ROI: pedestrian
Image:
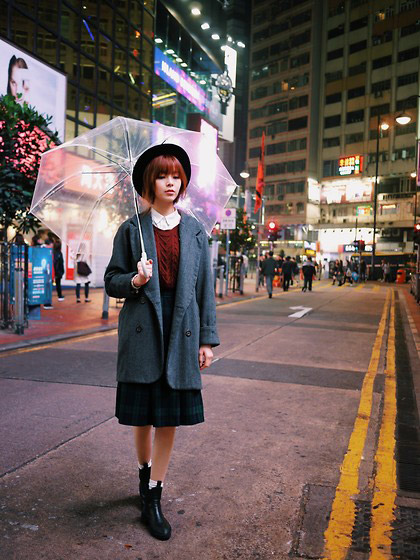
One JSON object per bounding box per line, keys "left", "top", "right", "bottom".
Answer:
{"left": 242, "top": 253, "right": 249, "bottom": 278}
{"left": 73, "top": 243, "right": 92, "bottom": 303}
{"left": 42, "top": 237, "right": 55, "bottom": 309}
{"left": 104, "top": 143, "right": 219, "bottom": 541}
{"left": 258, "top": 255, "right": 265, "bottom": 287}
{"left": 282, "top": 256, "right": 293, "bottom": 291}
{"left": 359, "top": 258, "right": 367, "bottom": 282}
{"left": 292, "top": 257, "right": 300, "bottom": 287}
{"left": 383, "top": 260, "right": 391, "bottom": 283}
{"left": 302, "top": 256, "right": 316, "bottom": 292}
{"left": 317, "top": 260, "right": 323, "bottom": 281}
{"left": 53, "top": 239, "right": 65, "bottom": 301}
{"left": 261, "top": 250, "right": 277, "bottom": 298}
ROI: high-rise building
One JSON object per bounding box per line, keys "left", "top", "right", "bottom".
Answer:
{"left": 247, "top": 0, "right": 324, "bottom": 251}
{"left": 317, "top": 0, "right": 419, "bottom": 261}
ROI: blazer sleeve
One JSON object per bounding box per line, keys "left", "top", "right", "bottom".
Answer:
{"left": 104, "top": 222, "right": 141, "bottom": 299}
{"left": 196, "top": 230, "right": 220, "bottom": 348}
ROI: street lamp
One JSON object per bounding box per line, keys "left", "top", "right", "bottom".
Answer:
{"left": 371, "top": 115, "right": 390, "bottom": 278}
{"left": 237, "top": 169, "right": 249, "bottom": 208}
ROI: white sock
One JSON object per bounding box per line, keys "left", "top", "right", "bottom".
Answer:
{"left": 149, "top": 479, "right": 162, "bottom": 489}
{"left": 138, "top": 460, "right": 152, "bottom": 470}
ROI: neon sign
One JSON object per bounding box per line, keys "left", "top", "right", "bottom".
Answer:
{"left": 154, "top": 47, "right": 207, "bottom": 112}
{"left": 338, "top": 155, "right": 363, "bottom": 176}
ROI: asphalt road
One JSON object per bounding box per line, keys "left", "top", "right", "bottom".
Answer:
{"left": 1, "top": 281, "right": 419, "bottom": 560}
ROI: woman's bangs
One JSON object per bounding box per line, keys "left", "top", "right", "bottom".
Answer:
{"left": 155, "top": 155, "right": 183, "bottom": 177}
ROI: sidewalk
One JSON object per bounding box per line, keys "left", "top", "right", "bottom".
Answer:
{"left": 0, "top": 276, "right": 271, "bottom": 352}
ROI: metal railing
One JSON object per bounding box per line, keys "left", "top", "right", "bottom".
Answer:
{"left": 0, "top": 242, "right": 29, "bottom": 334}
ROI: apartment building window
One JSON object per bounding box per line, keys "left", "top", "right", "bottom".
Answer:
{"left": 351, "top": 0, "right": 368, "bottom": 6}
{"left": 324, "top": 114, "right": 341, "bottom": 128}
{"left": 251, "top": 64, "right": 269, "bottom": 81}
{"left": 372, "top": 55, "right": 392, "bottom": 70}
{"left": 249, "top": 167, "right": 257, "bottom": 178}
{"left": 368, "top": 152, "right": 389, "bottom": 163}
{"left": 323, "top": 159, "right": 340, "bottom": 176}
{"left": 326, "top": 92, "right": 342, "bottom": 104}
{"left": 288, "top": 116, "right": 308, "bottom": 131}
{"left": 250, "top": 107, "right": 265, "bottom": 119}
{"left": 369, "top": 127, "right": 389, "bottom": 139}
{"left": 400, "top": 21, "right": 420, "bottom": 36}
{"left": 290, "top": 10, "right": 312, "bottom": 27}
{"left": 268, "top": 101, "right": 289, "bottom": 115}
{"left": 252, "top": 48, "right": 269, "bottom": 63}
{"left": 326, "top": 71, "right": 343, "bottom": 83}
{"left": 251, "top": 86, "right": 268, "bottom": 101}
{"left": 250, "top": 126, "right": 265, "bottom": 138}
{"left": 296, "top": 202, "right": 305, "bottom": 214}
{"left": 270, "top": 40, "right": 289, "bottom": 57}
{"left": 266, "top": 159, "right": 306, "bottom": 175}
{"left": 288, "top": 73, "right": 310, "bottom": 89}
{"left": 328, "top": 2, "right": 345, "bottom": 16}
{"left": 249, "top": 147, "right": 261, "bottom": 158}
{"left": 289, "top": 95, "right": 308, "bottom": 110}
{"left": 395, "top": 122, "right": 417, "bottom": 135}
{"left": 398, "top": 47, "right": 419, "bottom": 62}
{"left": 347, "top": 109, "right": 364, "bottom": 123}
{"left": 349, "top": 40, "right": 367, "bottom": 54}
{"left": 285, "top": 203, "right": 294, "bottom": 215}
{"left": 253, "top": 28, "right": 270, "bottom": 43}
{"left": 267, "top": 120, "right": 287, "bottom": 135}
{"left": 288, "top": 138, "right": 307, "bottom": 151}
{"left": 400, "top": 1, "right": 420, "bottom": 13}
{"left": 371, "top": 80, "right": 391, "bottom": 95}
{"left": 348, "top": 86, "right": 365, "bottom": 99}
{"left": 253, "top": 10, "right": 268, "bottom": 26}
{"left": 327, "top": 48, "right": 344, "bottom": 60}
{"left": 328, "top": 24, "right": 344, "bottom": 39}
{"left": 374, "top": 7, "right": 394, "bottom": 21}
{"left": 290, "top": 52, "right": 310, "bottom": 68}
{"left": 396, "top": 97, "right": 418, "bottom": 111}
{"left": 323, "top": 136, "right": 340, "bottom": 147}
{"left": 370, "top": 104, "right": 390, "bottom": 117}
{"left": 349, "top": 61, "right": 366, "bottom": 76}
{"left": 346, "top": 132, "right": 364, "bottom": 143}
{"left": 372, "top": 31, "right": 393, "bottom": 45}
{"left": 392, "top": 147, "right": 416, "bottom": 160}
{"left": 350, "top": 16, "right": 368, "bottom": 30}
{"left": 397, "top": 72, "right": 418, "bottom": 87}
{"left": 290, "top": 29, "right": 311, "bottom": 48}
{"left": 266, "top": 141, "right": 287, "bottom": 155}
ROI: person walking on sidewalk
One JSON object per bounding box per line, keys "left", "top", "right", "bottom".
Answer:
{"left": 104, "top": 144, "right": 219, "bottom": 541}
{"left": 281, "top": 256, "right": 293, "bottom": 291}
{"left": 302, "top": 257, "right": 316, "bottom": 292}
{"left": 53, "top": 239, "right": 65, "bottom": 301}
{"left": 73, "top": 244, "right": 92, "bottom": 303}
{"left": 261, "top": 250, "right": 277, "bottom": 298}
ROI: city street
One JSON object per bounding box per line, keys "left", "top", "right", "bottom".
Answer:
{"left": 1, "top": 281, "right": 419, "bottom": 560}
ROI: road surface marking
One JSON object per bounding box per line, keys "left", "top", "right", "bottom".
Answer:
{"left": 323, "top": 289, "right": 391, "bottom": 560}
{"left": 288, "top": 306, "right": 312, "bottom": 318}
{"left": 370, "top": 289, "right": 397, "bottom": 559}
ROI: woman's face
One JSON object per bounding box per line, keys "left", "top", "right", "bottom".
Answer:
{"left": 154, "top": 171, "right": 182, "bottom": 205}
{"left": 9, "top": 66, "right": 30, "bottom": 102}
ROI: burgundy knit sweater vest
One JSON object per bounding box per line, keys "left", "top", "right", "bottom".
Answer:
{"left": 153, "top": 225, "right": 180, "bottom": 290}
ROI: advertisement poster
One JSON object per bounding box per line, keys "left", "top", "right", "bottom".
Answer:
{"left": 0, "top": 38, "right": 66, "bottom": 139}
{"left": 28, "top": 247, "right": 53, "bottom": 305}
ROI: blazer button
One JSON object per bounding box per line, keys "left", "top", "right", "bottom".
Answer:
{"left": 136, "top": 325, "right": 143, "bottom": 333}
{"left": 185, "top": 330, "right": 192, "bottom": 337}
{"left": 139, "top": 296, "right": 146, "bottom": 304}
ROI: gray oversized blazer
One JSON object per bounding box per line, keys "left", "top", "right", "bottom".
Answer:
{"left": 104, "top": 210, "right": 220, "bottom": 390}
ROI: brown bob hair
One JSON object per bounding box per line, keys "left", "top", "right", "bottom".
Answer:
{"left": 142, "top": 155, "right": 188, "bottom": 204}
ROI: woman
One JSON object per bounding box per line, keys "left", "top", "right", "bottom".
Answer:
{"left": 73, "top": 243, "right": 91, "bottom": 303}
{"left": 7, "top": 55, "right": 30, "bottom": 104}
{"left": 104, "top": 144, "right": 219, "bottom": 541}
{"left": 53, "top": 239, "right": 65, "bottom": 301}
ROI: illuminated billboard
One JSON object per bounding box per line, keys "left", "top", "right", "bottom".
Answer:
{"left": 0, "top": 38, "right": 67, "bottom": 140}
{"left": 338, "top": 155, "right": 363, "bottom": 176}
{"left": 154, "top": 47, "right": 207, "bottom": 112}
{"left": 320, "top": 178, "right": 373, "bottom": 204}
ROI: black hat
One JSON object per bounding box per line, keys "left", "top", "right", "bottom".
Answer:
{"left": 131, "top": 143, "right": 191, "bottom": 196}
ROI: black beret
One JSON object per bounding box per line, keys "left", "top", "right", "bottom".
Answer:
{"left": 131, "top": 143, "right": 191, "bottom": 196}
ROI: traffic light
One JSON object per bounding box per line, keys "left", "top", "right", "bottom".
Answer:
{"left": 267, "top": 220, "right": 278, "bottom": 241}
{"left": 414, "top": 223, "right": 420, "bottom": 246}
{"left": 356, "top": 240, "right": 365, "bottom": 252}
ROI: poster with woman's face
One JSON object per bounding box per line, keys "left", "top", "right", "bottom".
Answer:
{"left": 0, "top": 38, "right": 66, "bottom": 140}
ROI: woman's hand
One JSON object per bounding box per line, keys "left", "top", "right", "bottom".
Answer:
{"left": 199, "top": 345, "right": 213, "bottom": 371}
{"left": 133, "top": 259, "right": 153, "bottom": 287}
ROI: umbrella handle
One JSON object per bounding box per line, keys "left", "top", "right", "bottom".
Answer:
{"left": 140, "top": 252, "right": 150, "bottom": 278}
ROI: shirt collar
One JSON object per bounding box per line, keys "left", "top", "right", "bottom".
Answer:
{"left": 151, "top": 207, "right": 181, "bottom": 230}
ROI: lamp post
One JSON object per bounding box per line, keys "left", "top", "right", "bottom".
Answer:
{"left": 371, "top": 114, "right": 389, "bottom": 279}
{"left": 238, "top": 169, "right": 249, "bottom": 209}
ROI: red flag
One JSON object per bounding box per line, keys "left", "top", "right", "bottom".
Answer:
{"left": 254, "top": 132, "right": 265, "bottom": 214}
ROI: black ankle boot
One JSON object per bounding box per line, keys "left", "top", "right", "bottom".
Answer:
{"left": 143, "top": 482, "right": 171, "bottom": 541}
{"left": 138, "top": 464, "right": 151, "bottom": 515}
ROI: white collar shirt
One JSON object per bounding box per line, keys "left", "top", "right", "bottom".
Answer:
{"left": 151, "top": 208, "right": 181, "bottom": 231}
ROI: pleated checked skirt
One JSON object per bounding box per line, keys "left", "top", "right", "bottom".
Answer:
{"left": 115, "top": 289, "right": 204, "bottom": 427}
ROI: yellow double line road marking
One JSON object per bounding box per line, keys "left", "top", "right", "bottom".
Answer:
{"left": 370, "top": 290, "right": 397, "bottom": 559}
{"left": 323, "top": 289, "right": 391, "bottom": 560}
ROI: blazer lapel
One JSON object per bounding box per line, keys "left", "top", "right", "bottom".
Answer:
{"left": 173, "top": 213, "right": 202, "bottom": 311}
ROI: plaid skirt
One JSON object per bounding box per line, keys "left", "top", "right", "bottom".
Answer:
{"left": 115, "top": 289, "right": 204, "bottom": 427}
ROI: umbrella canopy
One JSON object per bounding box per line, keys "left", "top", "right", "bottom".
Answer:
{"left": 30, "top": 117, "right": 237, "bottom": 259}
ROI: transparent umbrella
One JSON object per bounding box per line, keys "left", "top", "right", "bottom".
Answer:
{"left": 30, "top": 117, "right": 237, "bottom": 265}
